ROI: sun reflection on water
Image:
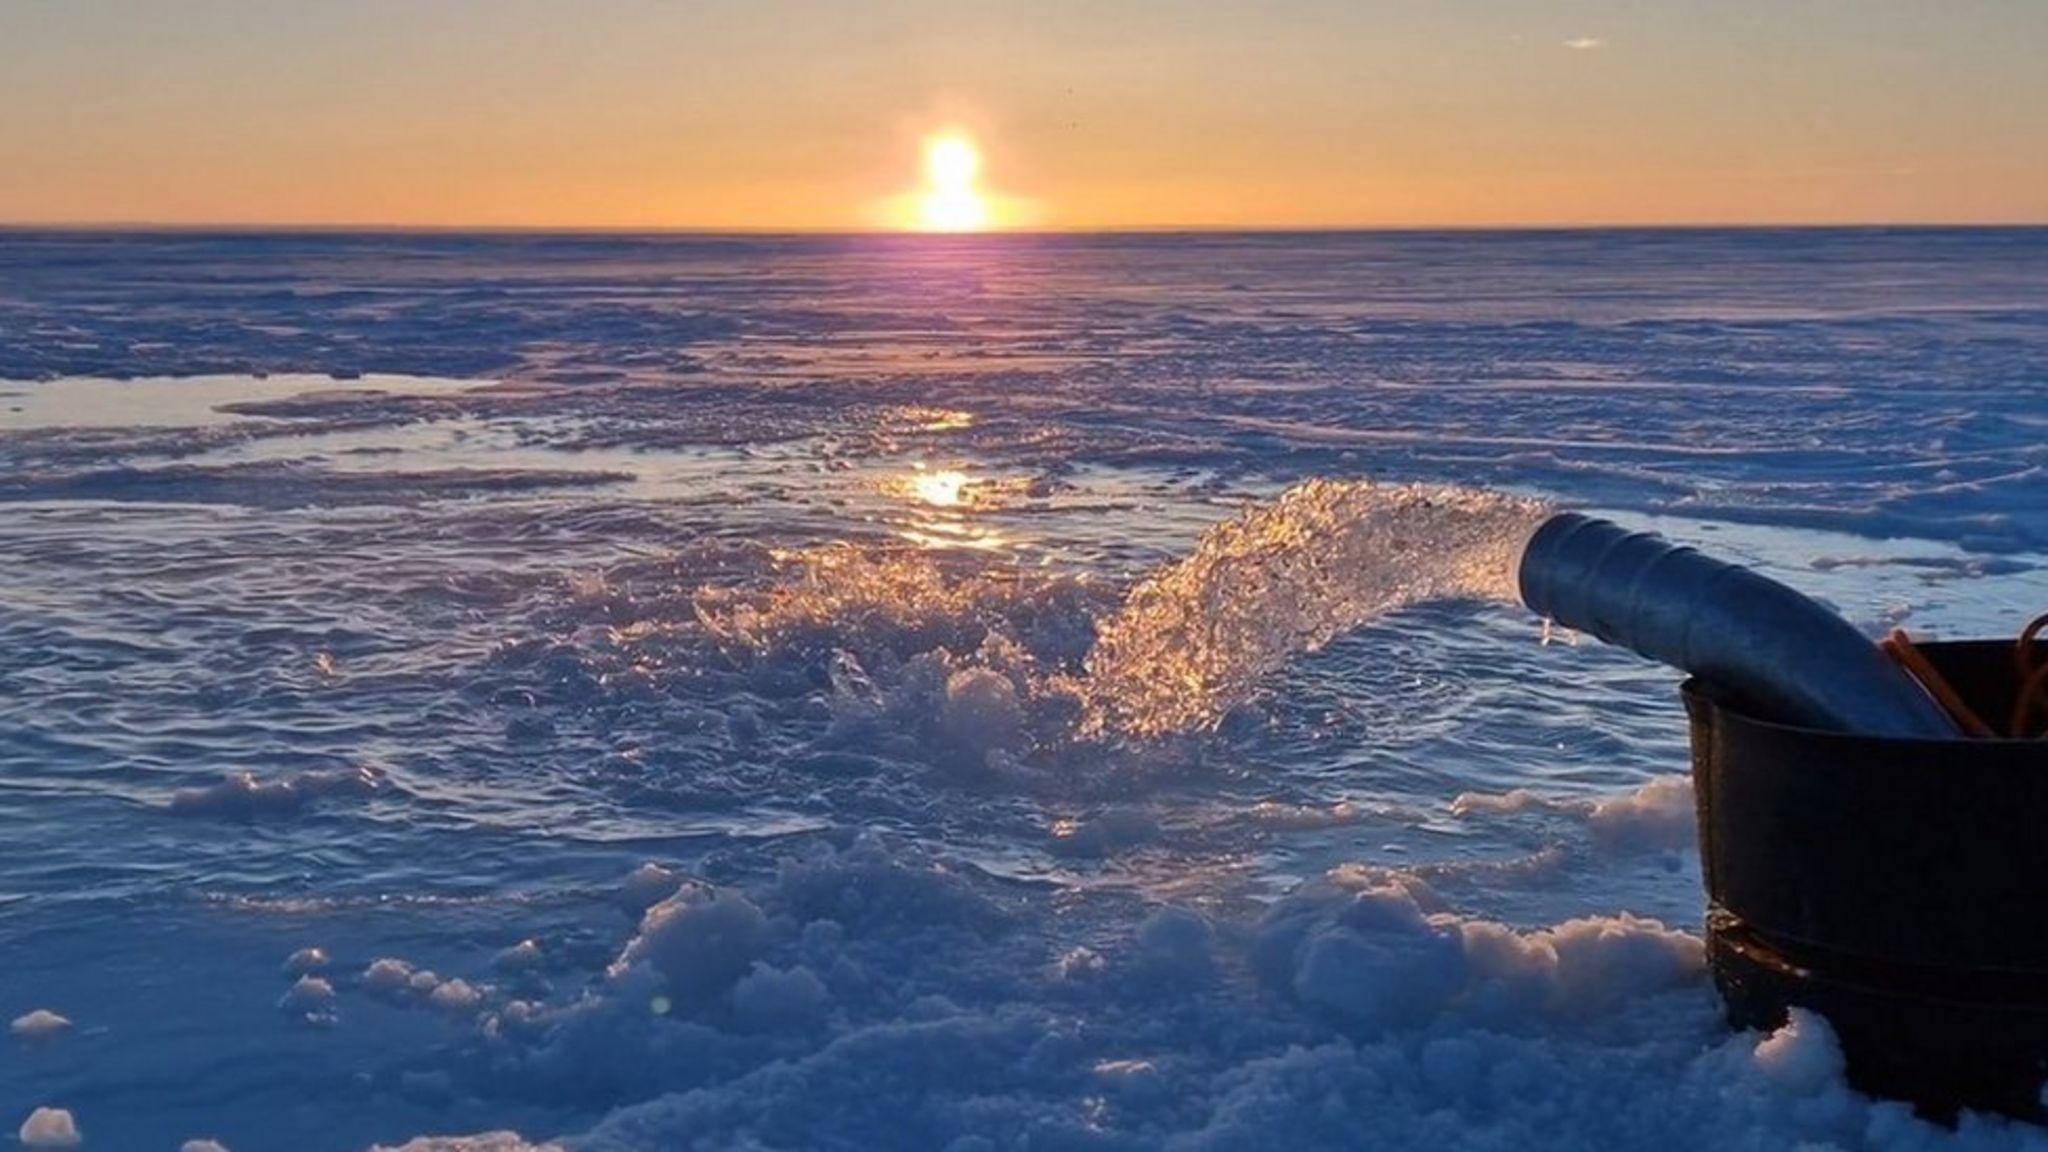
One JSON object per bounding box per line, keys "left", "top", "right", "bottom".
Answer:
{"left": 892, "top": 463, "right": 1011, "bottom": 551}
{"left": 910, "top": 467, "right": 972, "bottom": 508}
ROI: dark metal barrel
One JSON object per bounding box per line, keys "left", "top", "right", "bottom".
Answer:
{"left": 1686, "top": 640, "right": 2048, "bottom": 1119}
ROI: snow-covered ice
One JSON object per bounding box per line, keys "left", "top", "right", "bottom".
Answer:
{"left": 0, "top": 229, "right": 2044, "bottom": 1149}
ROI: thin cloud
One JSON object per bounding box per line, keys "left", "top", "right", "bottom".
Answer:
{"left": 1563, "top": 36, "right": 1606, "bottom": 50}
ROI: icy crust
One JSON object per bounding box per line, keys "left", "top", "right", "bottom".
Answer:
{"left": 3, "top": 231, "right": 2042, "bottom": 552}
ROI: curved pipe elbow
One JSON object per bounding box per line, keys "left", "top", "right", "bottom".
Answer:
{"left": 1518, "top": 513, "right": 1956, "bottom": 740}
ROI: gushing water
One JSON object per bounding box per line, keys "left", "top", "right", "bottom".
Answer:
{"left": 689, "top": 481, "right": 1554, "bottom": 745}
{"left": 1084, "top": 480, "right": 1553, "bottom": 738}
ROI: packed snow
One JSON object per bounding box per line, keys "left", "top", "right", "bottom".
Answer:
{"left": 1, "top": 230, "right": 2044, "bottom": 1149}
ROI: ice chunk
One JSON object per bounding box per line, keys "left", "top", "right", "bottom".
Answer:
{"left": 9, "top": 1009, "right": 71, "bottom": 1039}
{"left": 362, "top": 957, "right": 418, "bottom": 994}
{"left": 278, "top": 975, "right": 335, "bottom": 1010}
{"left": 18, "top": 1108, "right": 81, "bottom": 1149}
{"left": 429, "top": 979, "right": 485, "bottom": 1014}
{"left": 494, "top": 939, "right": 545, "bottom": 973}
{"left": 618, "top": 863, "right": 684, "bottom": 916}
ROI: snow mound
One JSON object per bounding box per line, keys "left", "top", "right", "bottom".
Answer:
{"left": 1588, "top": 775, "right": 1698, "bottom": 853}
{"left": 1257, "top": 871, "right": 1703, "bottom": 1032}
{"left": 1753, "top": 1008, "right": 1848, "bottom": 1094}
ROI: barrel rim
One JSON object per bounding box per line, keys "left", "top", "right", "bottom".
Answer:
{"left": 1683, "top": 638, "right": 2048, "bottom": 750}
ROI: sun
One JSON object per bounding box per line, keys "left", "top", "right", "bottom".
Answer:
{"left": 877, "top": 124, "right": 1033, "bottom": 232}
{"left": 915, "top": 132, "right": 991, "bottom": 232}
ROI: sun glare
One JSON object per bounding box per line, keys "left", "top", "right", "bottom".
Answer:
{"left": 909, "top": 467, "right": 972, "bottom": 507}
{"left": 915, "top": 132, "right": 991, "bottom": 232}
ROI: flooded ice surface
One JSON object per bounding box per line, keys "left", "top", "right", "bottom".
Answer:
{"left": 1, "top": 231, "right": 2046, "bottom": 1151}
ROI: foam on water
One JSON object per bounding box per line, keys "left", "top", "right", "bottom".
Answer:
{"left": 1084, "top": 480, "right": 1553, "bottom": 737}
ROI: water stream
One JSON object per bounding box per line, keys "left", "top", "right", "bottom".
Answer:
{"left": 1084, "top": 480, "right": 1553, "bottom": 737}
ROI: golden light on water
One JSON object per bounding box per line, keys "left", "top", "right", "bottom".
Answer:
{"left": 911, "top": 408, "right": 975, "bottom": 432}
{"left": 891, "top": 463, "right": 1011, "bottom": 551}
{"left": 909, "top": 467, "right": 972, "bottom": 507}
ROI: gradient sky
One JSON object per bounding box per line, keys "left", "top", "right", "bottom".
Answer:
{"left": 2, "top": 0, "right": 2043, "bottom": 229}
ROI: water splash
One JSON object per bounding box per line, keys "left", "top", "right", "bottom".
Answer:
{"left": 1083, "top": 480, "right": 1552, "bottom": 738}
{"left": 683, "top": 482, "right": 1551, "bottom": 748}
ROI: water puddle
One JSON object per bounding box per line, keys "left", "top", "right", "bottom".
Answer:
{"left": 0, "top": 372, "right": 478, "bottom": 430}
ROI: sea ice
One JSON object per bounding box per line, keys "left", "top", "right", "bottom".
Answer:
{"left": 17, "top": 1108, "right": 81, "bottom": 1150}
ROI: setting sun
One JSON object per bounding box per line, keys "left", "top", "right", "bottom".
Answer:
{"left": 915, "top": 132, "right": 990, "bottom": 232}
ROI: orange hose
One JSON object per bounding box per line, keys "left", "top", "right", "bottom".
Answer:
{"left": 2016, "top": 611, "right": 2048, "bottom": 682}
{"left": 1882, "top": 629, "right": 1998, "bottom": 738}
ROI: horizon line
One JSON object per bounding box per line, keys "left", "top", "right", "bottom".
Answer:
{"left": 2, "top": 220, "right": 2045, "bottom": 239}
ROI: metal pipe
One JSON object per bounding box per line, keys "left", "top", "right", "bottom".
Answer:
{"left": 1517, "top": 512, "right": 1957, "bottom": 739}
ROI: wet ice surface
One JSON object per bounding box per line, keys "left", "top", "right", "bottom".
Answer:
{"left": 2, "top": 230, "right": 2046, "bottom": 1150}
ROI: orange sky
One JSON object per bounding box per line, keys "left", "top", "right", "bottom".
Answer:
{"left": 1, "top": 1, "right": 2043, "bottom": 229}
